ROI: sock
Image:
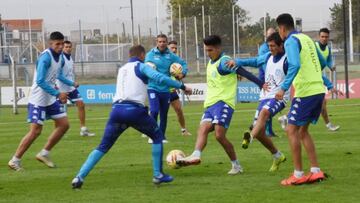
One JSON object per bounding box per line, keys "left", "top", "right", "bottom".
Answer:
{"left": 231, "top": 160, "right": 240, "bottom": 167}
{"left": 249, "top": 133, "right": 254, "bottom": 143}
{"left": 181, "top": 128, "right": 186, "bottom": 132}
{"left": 192, "top": 150, "right": 201, "bottom": 158}
{"left": 326, "top": 123, "right": 332, "bottom": 128}
{"left": 40, "top": 149, "right": 50, "bottom": 156}
{"left": 12, "top": 156, "right": 21, "bottom": 162}
{"left": 273, "top": 151, "right": 282, "bottom": 159}
{"left": 81, "top": 126, "right": 88, "bottom": 131}
{"left": 294, "top": 170, "right": 304, "bottom": 178}
{"left": 310, "top": 167, "right": 321, "bottom": 174}
{"left": 77, "top": 149, "right": 105, "bottom": 179}
{"left": 152, "top": 143, "right": 163, "bottom": 177}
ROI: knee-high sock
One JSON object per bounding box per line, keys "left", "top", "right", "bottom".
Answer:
{"left": 77, "top": 149, "right": 105, "bottom": 180}
{"left": 152, "top": 143, "right": 163, "bottom": 177}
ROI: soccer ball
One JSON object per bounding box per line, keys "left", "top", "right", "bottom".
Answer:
{"left": 170, "top": 63, "right": 183, "bottom": 77}
{"left": 146, "top": 62, "right": 157, "bottom": 70}
{"left": 166, "top": 149, "right": 185, "bottom": 169}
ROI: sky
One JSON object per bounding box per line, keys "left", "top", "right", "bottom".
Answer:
{"left": 0, "top": 0, "right": 341, "bottom": 36}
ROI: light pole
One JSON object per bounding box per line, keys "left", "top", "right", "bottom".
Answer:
{"left": 119, "top": 4, "right": 133, "bottom": 44}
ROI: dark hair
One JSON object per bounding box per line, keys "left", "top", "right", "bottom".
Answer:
{"left": 49, "top": 31, "right": 64, "bottom": 41}
{"left": 203, "top": 35, "right": 221, "bottom": 46}
{"left": 319, "top": 27, "right": 330, "bottom": 34}
{"left": 64, "top": 40, "right": 72, "bottom": 45}
{"left": 168, "top": 40, "right": 177, "bottom": 45}
{"left": 129, "top": 45, "right": 145, "bottom": 57}
{"left": 266, "top": 32, "right": 283, "bottom": 46}
{"left": 276, "top": 13, "right": 295, "bottom": 29}
{"left": 157, "top": 34, "right": 168, "bottom": 39}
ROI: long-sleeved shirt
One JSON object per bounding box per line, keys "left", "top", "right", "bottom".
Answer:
{"left": 145, "top": 47, "right": 187, "bottom": 92}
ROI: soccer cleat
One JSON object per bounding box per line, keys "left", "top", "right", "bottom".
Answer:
{"left": 281, "top": 174, "right": 308, "bottom": 186}
{"left": 162, "top": 139, "right": 168, "bottom": 144}
{"left": 141, "top": 134, "right": 148, "bottom": 138}
{"left": 72, "top": 176, "right": 84, "bottom": 189}
{"left": 152, "top": 173, "right": 174, "bottom": 185}
{"left": 181, "top": 129, "right": 192, "bottom": 136}
{"left": 228, "top": 165, "right": 243, "bottom": 175}
{"left": 326, "top": 123, "right": 340, "bottom": 131}
{"left": 242, "top": 131, "right": 253, "bottom": 149}
{"left": 306, "top": 171, "right": 327, "bottom": 183}
{"left": 36, "top": 153, "right": 56, "bottom": 168}
{"left": 269, "top": 153, "right": 287, "bottom": 172}
{"left": 80, "top": 128, "right": 96, "bottom": 136}
{"left": 176, "top": 155, "right": 201, "bottom": 167}
{"left": 8, "top": 159, "right": 23, "bottom": 171}
{"left": 278, "top": 115, "right": 288, "bottom": 130}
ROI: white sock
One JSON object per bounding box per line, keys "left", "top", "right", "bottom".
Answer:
{"left": 231, "top": 160, "right": 240, "bottom": 167}
{"left": 40, "top": 149, "right": 50, "bottom": 156}
{"left": 81, "top": 126, "right": 88, "bottom": 131}
{"left": 310, "top": 167, "right": 321, "bottom": 174}
{"left": 181, "top": 128, "right": 186, "bottom": 132}
{"left": 326, "top": 123, "right": 332, "bottom": 127}
{"left": 273, "top": 151, "right": 282, "bottom": 159}
{"left": 192, "top": 150, "right": 201, "bottom": 158}
{"left": 294, "top": 170, "right": 304, "bottom": 178}
{"left": 12, "top": 156, "right": 21, "bottom": 162}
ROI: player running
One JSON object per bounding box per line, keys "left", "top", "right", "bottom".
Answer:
{"left": 275, "top": 14, "right": 341, "bottom": 186}
{"left": 57, "top": 40, "right": 95, "bottom": 136}
{"left": 167, "top": 40, "right": 191, "bottom": 136}
{"left": 71, "top": 45, "right": 192, "bottom": 189}
{"left": 177, "top": 35, "right": 265, "bottom": 175}
{"left": 146, "top": 34, "right": 188, "bottom": 143}
{"left": 8, "top": 32, "right": 77, "bottom": 171}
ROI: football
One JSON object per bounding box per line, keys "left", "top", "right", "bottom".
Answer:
{"left": 145, "top": 62, "right": 157, "bottom": 70}
{"left": 166, "top": 149, "right": 186, "bottom": 169}
{"left": 170, "top": 63, "right": 183, "bottom": 77}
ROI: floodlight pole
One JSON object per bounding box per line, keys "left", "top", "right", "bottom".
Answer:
{"left": 130, "top": 0, "right": 135, "bottom": 45}
{"left": 342, "top": 0, "right": 350, "bottom": 98}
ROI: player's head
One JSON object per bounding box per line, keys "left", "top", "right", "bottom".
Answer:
{"left": 203, "top": 35, "right": 222, "bottom": 60}
{"left": 49, "top": 31, "right": 65, "bottom": 54}
{"left": 276, "top": 13, "right": 295, "bottom": 40}
{"left": 266, "top": 27, "right": 276, "bottom": 38}
{"left": 168, "top": 40, "right": 178, "bottom": 54}
{"left": 266, "top": 32, "right": 284, "bottom": 56}
{"left": 156, "top": 34, "right": 168, "bottom": 52}
{"left": 129, "top": 45, "right": 146, "bottom": 61}
{"left": 63, "top": 40, "right": 72, "bottom": 55}
{"left": 319, "top": 27, "right": 330, "bottom": 45}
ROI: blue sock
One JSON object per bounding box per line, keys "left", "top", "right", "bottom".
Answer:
{"left": 77, "top": 149, "right": 105, "bottom": 180}
{"left": 152, "top": 143, "right": 163, "bottom": 177}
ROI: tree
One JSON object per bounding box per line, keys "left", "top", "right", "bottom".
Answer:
{"left": 242, "top": 13, "right": 277, "bottom": 47}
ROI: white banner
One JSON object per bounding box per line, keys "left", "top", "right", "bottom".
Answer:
{"left": 1, "top": 86, "right": 31, "bottom": 105}
{"left": 179, "top": 83, "right": 207, "bottom": 101}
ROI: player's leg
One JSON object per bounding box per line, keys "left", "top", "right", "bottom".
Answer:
{"left": 265, "top": 118, "right": 276, "bottom": 137}
{"left": 158, "top": 92, "right": 171, "bottom": 142}
{"left": 170, "top": 92, "right": 191, "bottom": 136}
{"left": 147, "top": 90, "right": 160, "bottom": 143}
{"left": 8, "top": 104, "right": 45, "bottom": 171}
{"left": 72, "top": 105, "right": 127, "bottom": 188}
{"left": 321, "top": 99, "right": 340, "bottom": 131}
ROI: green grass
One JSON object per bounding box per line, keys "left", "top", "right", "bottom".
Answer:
{"left": 0, "top": 99, "right": 359, "bottom": 203}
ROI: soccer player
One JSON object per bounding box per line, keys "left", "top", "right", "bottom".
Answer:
{"left": 228, "top": 32, "right": 288, "bottom": 172}
{"left": 177, "top": 35, "right": 265, "bottom": 175}
{"left": 57, "top": 40, "right": 95, "bottom": 136}
{"left": 71, "top": 45, "right": 192, "bottom": 189}
{"left": 146, "top": 34, "right": 188, "bottom": 143}
{"left": 8, "top": 31, "right": 77, "bottom": 171}
{"left": 275, "top": 13, "right": 337, "bottom": 185}
{"left": 167, "top": 40, "right": 191, "bottom": 136}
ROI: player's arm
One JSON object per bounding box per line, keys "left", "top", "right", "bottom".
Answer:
{"left": 140, "top": 63, "right": 187, "bottom": 91}
{"left": 327, "top": 47, "right": 335, "bottom": 71}
{"left": 220, "top": 57, "right": 264, "bottom": 88}
{"left": 280, "top": 37, "right": 301, "bottom": 92}
{"left": 234, "top": 53, "right": 269, "bottom": 68}
{"left": 36, "top": 53, "right": 60, "bottom": 97}
{"left": 57, "top": 57, "right": 75, "bottom": 87}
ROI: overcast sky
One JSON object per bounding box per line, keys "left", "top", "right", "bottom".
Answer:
{"left": 0, "top": 0, "right": 341, "bottom": 35}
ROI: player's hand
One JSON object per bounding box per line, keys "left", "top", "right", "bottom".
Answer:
{"left": 74, "top": 82, "right": 80, "bottom": 88}
{"left": 331, "top": 66, "right": 336, "bottom": 72}
{"left": 184, "top": 86, "right": 192, "bottom": 95}
{"left": 275, "top": 89, "right": 285, "bottom": 100}
{"left": 330, "top": 88, "right": 344, "bottom": 96}
{"left": 262, "top": 82, "right": 270, "bottom": 92}
{"left": 58, "top": 92, "right": 68, "bottom": 104}
{"left": 176, "top": 73, "right": 184, "bottom": 80}
{"left": 225, "top": 60, "right": 237, "bottom": 69}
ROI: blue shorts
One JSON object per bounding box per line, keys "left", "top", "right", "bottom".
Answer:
{"left": 288, "top": 93, "right": 325, "bottom": 126}
{"left": 67, "top": 89, "right": 82, "bottom": 103}
{"left": 201, "top": 101, "right": 234, "bottom": 129}
{"left": 254, "top": 98, "right": 286, "bottom": 121}
{"left": 170, "top": 91, "right": 179, "bottom": 102}
{"left": 27, "top": 100, "right": 67, "bottom": 125}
